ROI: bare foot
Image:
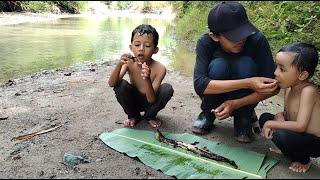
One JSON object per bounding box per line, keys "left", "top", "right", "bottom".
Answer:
{"left": 148, "top": 119, "right": 162, "bottom": 128}
{"left": 269, "top": 147, "right": 282, "bottom": 154}
{"left": 235, "top": 135, "right": 253, "bottom": 143}
{"left": 289, "top": 161, "right": 311, "bottom": 173}
{"left": 122, "top": 118, "right": 139, "bottom": 127}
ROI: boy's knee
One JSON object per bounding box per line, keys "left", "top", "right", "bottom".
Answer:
{"left": 161, "top": 83, "right": 174, "bottom": 99}
{"left": 207, "top": 58, "right": 231, "bottom": 80}
{"left": 113, "top": 80, "right": 130, "bottom": 94}
{"left": 272, "top": 129, "right": 291, "bottom": 145}
{"left": 258, "top": 113, "right": 274, "bottom": 128}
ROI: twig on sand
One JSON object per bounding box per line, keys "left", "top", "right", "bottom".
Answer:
{"left": 155, "top": 129, "right": 238, "bottom": 169}
{"left": 14, "top": 124, "right": 64, "bottom": 141}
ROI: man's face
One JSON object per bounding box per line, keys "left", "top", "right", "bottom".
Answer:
{"left": 210, "top": 33, "right": 246, "bottom": 54}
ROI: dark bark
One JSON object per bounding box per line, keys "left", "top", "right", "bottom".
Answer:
{"left": 155, "top": 129, "right": 238, "bottom": 169}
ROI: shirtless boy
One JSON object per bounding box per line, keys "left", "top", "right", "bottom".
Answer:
{"left": 108, "top": 24, "right": 174, "bottom": 128}
{"left": 259, "top": 42, "right": 320, "bottom": 173}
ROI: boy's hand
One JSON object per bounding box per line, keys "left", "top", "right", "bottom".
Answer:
{"left": 249, "top": 77, "right": 278, "bottom": 94}
{"left": 119, "top": 53, "right": 133, "bottom": 65}
{"left": 274, "top": 112, "right": 285, "bottom": 122}
{"left": 141, "top": 62, "right": 151, "bottom": 80}
{"left": 262, "top": 124, "right": 273, "bottom": 139}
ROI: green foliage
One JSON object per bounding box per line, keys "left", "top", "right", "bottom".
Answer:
{"left": 243, "top": 1, "right": 320, "bottom": 55}
{"left": 52, "top": 1, "right": 87, "bottom": 13}
{"left": 174, "top": 1, "right": 217, "bottom": 44}
{"left": 22, "top": 1, "right": 56, "bottom": 13}
{"left": 102, "top": 1, "right": 112, "bottom": 8}
{"left": 116, "top": 1, "right": 133, "bottom": 10}
{"left": 174, "top": 1, "right": 320, "bottom": 85}
{"left": 0, "top": 1, "right": 87, "bottom": 14}
{"left": 110, "top": 1, "right": 173, "bottom": 13}
{"left": 0, "top": 1, "right": 22, "bottom": 12}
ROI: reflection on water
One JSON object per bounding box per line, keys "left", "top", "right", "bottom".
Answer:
{"left": 0, "top": 16, "right": 196, "bottom": 83}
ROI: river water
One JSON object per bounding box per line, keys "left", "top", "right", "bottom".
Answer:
{"left": 0, "top": 15, "right": 196, "bottom": 83}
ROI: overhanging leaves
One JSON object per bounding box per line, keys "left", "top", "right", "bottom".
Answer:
{"left": 99, "top": 128, "right": 279, "bottom": 179}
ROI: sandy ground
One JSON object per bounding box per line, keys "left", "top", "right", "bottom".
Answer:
{"left": 0, "top": 12, "right": 319, "bottom": 179}
{"left": 0, "top": 60, "right": 319, "bottom": 179}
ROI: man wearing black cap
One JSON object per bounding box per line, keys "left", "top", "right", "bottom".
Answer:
{"left": 192, "top": 1, "right": 279, "bottom": 143}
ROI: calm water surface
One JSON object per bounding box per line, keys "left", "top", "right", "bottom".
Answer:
{"left": 0, "top": 16, "right": 196, "bottom": 83}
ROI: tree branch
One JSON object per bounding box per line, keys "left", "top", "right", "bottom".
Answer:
{"left": 155, "top": 129, "right": 238, "bottom": 169}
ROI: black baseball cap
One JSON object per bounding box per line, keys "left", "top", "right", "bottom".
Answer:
{"left": 207, "top": 1, "right": 258, "bottom": 42}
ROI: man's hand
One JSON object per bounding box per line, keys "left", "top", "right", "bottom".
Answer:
{"left": 141, "top": 62, "right": 151, "bottom": 80}
{"left": 249, "top": 77, "right": 278, "bottom": 94}
{"left": 213, "top": 100, "right": 236, "bottom": 120}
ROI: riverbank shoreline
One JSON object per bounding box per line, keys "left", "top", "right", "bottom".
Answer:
{"left": 0, "top": 12, "right": 77, "bottom": 25}
{"left": 0, "top": 10, "right": 175, "bottom": 26}
{"left": 1, "top": 60, "right": 319, "bottom": 179}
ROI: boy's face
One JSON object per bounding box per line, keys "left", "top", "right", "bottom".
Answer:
{"left": 274, "top": 52, "right": 300, "bottom": 88}
{"left": 209, "top": 33, "right": 246, "bottom": 54}
{"left": 129, "top": 33, "right": 158, "bottom": 63}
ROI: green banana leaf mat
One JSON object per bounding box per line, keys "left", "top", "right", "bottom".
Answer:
{"left": 99, "top": 128, "right": 279, "bottom": 179}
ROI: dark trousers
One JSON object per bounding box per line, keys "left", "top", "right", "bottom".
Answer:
{"left": 113, "top": 79, "right": 174, "bottom": 121}
{"left": 259, "top": 113, "right": 320, "bottom": 164}
{"left": 202, "top": 56, "right": 258, "bottom": 135}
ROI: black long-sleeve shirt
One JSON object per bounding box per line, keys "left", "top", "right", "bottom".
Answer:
{"left": 193, "top": 32, "right": 275, "bottom": 96}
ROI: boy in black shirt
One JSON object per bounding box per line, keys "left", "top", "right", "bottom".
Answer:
{"left": 192, "top": 1, "right": 279, "bottom": 143}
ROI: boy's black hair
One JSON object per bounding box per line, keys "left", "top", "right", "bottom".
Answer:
{"left": 279, "top": 42, "right": 319, "bottom": 78}
{"left": 131, "top": 24, "right": 159, "bottom": 47}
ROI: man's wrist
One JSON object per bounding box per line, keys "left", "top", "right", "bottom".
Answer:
{"left": 244, "top": 77, "right": 252, "bottom": 89}
{"left": 231, "top": 99, "right": 241, "bottom": 110}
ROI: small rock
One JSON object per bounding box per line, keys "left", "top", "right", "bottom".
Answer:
{"left": 64, "top": 72, "right": 72, "bottom": 76}
{"left": 34, "top": 87, "right": 44, "bottom": 92}
{"left": 49, "top": 175, "right": 56, "bottom": 179}
{"left": 11, "top": 155, "right": 21, "bottom": 160}
{"left": 14, "top": 92, "right": 21, "bottom": 96}
{"left": 0, "top": 116, "right": 8, "bottom": 121}
{"left": 95, "top": 158, "right": 102, "bottom": 162}
{"left": 63, "top": 153, "right": 89, "bottom": 166}
{"left": 134, "top": 167, "right": 141, "bottom": 175}
{"left": 53, "top": 89, "right": 64, "bottom": 93}
{"left": 6, "top": 79, "right": 16, "bottom": 86}
{"left": 38, "top": 170, "right": 45, "bottom": 177}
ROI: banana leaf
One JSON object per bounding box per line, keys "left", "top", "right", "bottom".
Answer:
{"left": 99, "top": 128, "right": 279, "bottom": 179}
